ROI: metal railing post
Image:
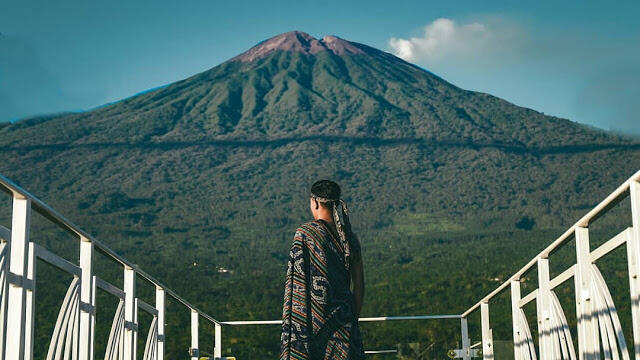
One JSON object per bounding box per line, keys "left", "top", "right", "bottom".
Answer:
{"left": 156, "top": 287, "right": 165, "bottom": 360}
{"left": 79, "top": 237, "right": 95, "bottom": 360}
{"left": 23, "top": 243, "right": 35, "bottom": 360}
{"left": 191, "top": 310, "right": 199, "bottom": 360}
{"left": 629, "top": 179, "right": 640, "bottom": 359}
{"left": 5, "top": 196, "right": 32, "bottom": 360}
{"left": 575, "top": 226, "right": 599, "bottom": 360}
{"left": 215, "top": 323, "right": 222, "bottom": 359}
{"left": 0, "top": 227, "right": 8, "bottom": 360}
{"left": 461, "top": 317, "right": 471, "bottom": 360}
{"left": 123, "top": 266, "right": 137, "bottom": 360}
{"left": 510, "top": 280, "right": 522, "bottom": 359}
{"left": 481, "top": 302, "right": 494, "bottom": 359}
{"left": 536, "top": 258, "right": 552, "bottom": 359}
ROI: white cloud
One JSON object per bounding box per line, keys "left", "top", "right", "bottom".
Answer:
{"left": 389, "top": 17, "right": 518, "bottom": 64}
{"left": 387, "top": 17, "right": 640, "bottom": 136}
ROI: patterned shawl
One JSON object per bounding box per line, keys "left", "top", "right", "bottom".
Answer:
{"left": 280, "top": 221, "right": 364, "bottom": 360}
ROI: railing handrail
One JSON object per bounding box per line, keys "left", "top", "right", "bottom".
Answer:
{"left": 0, "top": 173, "right": 221, "bottom": 325}
{"left": 461, "top": 169, "right": 640, "bottom": 318}
{"left": 221, "top": 314, "right": 462, "bottom": 326}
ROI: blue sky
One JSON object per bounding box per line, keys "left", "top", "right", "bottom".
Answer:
{"left": 1, "top": 0, "right": 639, "bottom": 135}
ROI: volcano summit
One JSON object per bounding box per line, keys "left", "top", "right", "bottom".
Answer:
{"left": 231, "top": 31, "right": 366, "bottom": 61}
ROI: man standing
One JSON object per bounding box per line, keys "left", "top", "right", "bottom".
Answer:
{"left": 280, "top": 180, "right": 365, "bottom": 360}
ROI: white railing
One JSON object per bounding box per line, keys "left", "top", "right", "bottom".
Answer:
{"left": 0, "top": 174, "right": 222, "bottom": 360}
{"left": 459, "top": 169, "right": 640, "bottom": 360}
{"left": 1, "top": 168, "right": 639, "bottom": 359}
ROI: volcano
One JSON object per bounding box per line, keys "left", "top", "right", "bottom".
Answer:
{"left": 1, "top": 31, "right": 639, "bottom": 358}
{"left": 2, "top": 31, "right": 631, "bottom": 147}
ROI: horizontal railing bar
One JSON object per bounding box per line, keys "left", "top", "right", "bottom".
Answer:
{"left": 136, "top": 298, "right": 159, "bottom": 316}
{"left": 222, "top": 320, "right": 282, "bottom": 325}
{"left": 549, "top": 265, "right": 576, "bottom": 290}
{"left": 95, "top": 277, "right": 125, "bottom": 299}
{"left": 462, "top": 169, "right": 640, "bottom": 318}
{"left": 590, "top": 227, "right": 632, "bottom": 263}
{"left": 222, "top": 314, "right": 461, "bottom": 326}
{"left": 33, "top": 243, "right": 81, "bottom": 277}
{"left": 364, "top": 350, "right": 398, "bottom": 354}
{"left": 358, "top": 315, "right": 461, "bottom": 321}
{"left": 0, "top": 173, "right": 221, "bottom": 325}
{"left": 519, "top": 289, "right": 538, "bottom": 308}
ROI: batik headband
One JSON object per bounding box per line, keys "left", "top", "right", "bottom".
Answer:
{"left": 310, "top": 192, "right": 351, "bottom": 270}
{"left": 310, "top": 193, "right": 338, "bottom": 203}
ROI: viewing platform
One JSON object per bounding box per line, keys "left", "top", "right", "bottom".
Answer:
{"left": 0, "top": 169, "right": 639, "bottom": 359}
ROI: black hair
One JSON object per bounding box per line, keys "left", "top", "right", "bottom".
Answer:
{"left": 311, "top": 180, "right": 341, "bottom": 208}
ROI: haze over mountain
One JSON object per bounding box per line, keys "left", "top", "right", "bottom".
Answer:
{"left": 1, "top": 31, "right": 639, "bottom": 358}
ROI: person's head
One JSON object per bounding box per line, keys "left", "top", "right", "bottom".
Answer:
{"left": 309, "top": 179, "right": 355, "bottom": 269}
{"left": 309, "top": 180, "right": 341, "bottom": 220}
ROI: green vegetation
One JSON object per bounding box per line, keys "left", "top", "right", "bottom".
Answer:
{"left": 391, "top": 212, "right": 465, "bottom": 235}
{"left": 1, "top": 34, "right": 639, "bottom": 358}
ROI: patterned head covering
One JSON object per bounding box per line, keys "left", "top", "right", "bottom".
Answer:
{"left": 310, "top": 192, "right": 352, "bottom": 270}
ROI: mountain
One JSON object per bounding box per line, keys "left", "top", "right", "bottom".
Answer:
{"left": 2, "top": 31, "right": 631, "bottom": 147}
{"left": 1, "top": 31, "right": 639, "bottom": 358}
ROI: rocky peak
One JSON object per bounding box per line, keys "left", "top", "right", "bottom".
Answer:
{"left": 231, "top": 31, "right": 364, "bottom": 62}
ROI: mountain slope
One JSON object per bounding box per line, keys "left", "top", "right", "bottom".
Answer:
{"left": 1, "top": 31, "right": 639, "bottom": 358}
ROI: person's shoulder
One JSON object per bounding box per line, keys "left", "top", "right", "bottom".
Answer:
{"left": 298, "top": 220, "right": 325, "bottom": 229}
{"left": 290, "top": 222, "right": 314, "bottom": 249}
{"left": 293, "top": 221, "right": 325, "bottom": 240}
{"left": 295, "top": 221, "right": 321, "bottom": 235}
